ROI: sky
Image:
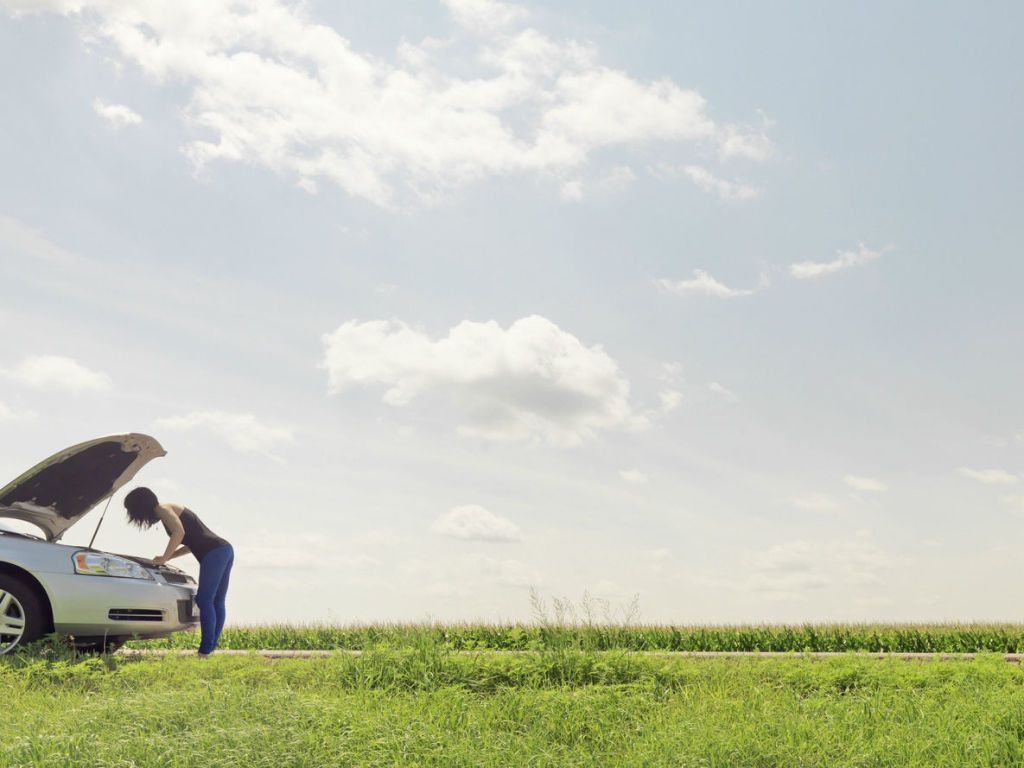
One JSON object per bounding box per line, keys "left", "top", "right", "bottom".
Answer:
{"left": 0, "top": 0, "right": 1022, "bottom": 625}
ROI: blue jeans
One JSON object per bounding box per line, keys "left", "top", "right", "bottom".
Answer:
{"left": 196, "top": 543, "right": 233, "bottom": 654}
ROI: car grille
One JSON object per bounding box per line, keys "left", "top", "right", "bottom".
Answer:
{"left": 178, "top": 598, "right": 200, "bottom": 624}
{"left": 108, "top": 609, "right": 164, "bottom": 622}
{"left": 161, "top": 571, "right": 194, "bottom": 585}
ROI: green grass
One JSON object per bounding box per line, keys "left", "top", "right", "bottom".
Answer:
{"left": 127, "top": 621, "right": 1024, "bottom": 653}
{"left": 6, "top": 638, "right": 1024, "bottom": 766}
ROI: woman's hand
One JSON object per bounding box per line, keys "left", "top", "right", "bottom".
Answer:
{"left": 153, "top": 555, "right": 168, "bottom": 566}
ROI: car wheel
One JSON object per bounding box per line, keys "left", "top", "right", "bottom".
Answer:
{"left": 0, "top": 575, "right": 46, "bottom": 655}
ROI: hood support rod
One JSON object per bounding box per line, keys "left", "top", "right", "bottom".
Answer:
{"left": 87, "top": 493, "right": 114, "bottom": 550}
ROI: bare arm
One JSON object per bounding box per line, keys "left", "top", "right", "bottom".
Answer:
{"left": 167, "top": 546, "right": 191, "bottom": 560}
{"left": 154, "top": 506, "right": 185, "bottom": 564}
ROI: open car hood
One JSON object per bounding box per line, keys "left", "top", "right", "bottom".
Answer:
{"left": 0, "top": 434, "right": 166, "bottom": 542}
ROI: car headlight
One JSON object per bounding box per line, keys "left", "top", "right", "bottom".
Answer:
{"left": 73, "top": 552, "right": 155, "bottom": 580}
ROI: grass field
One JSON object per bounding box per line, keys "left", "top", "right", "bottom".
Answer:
{"left": 7, "top": 627, "right": 1024, "bottom": 766}
{"left": 127, "top": 621, "right": 1024, "bottom": 653}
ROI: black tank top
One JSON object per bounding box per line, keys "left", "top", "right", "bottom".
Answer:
{"left": 163, "top": 508, "right": 229, "bottom": 562}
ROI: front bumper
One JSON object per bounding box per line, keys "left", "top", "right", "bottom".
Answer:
{"left": 45, "top": 571, "right": 199, "bottom": 638}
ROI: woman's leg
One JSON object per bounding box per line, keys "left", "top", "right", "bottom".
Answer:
{"left": 211, "top": 546, "right": 234, "bottom": 649}
{"left": 196, "top": 545, "right": 232, "bottom": 654}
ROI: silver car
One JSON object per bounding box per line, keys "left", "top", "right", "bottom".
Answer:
{"left": 0, "top": 433, "right": 199, "bottom": 654}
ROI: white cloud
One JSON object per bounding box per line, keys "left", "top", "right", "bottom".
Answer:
{"left": 92, "top": 99, "right": 142, "bottom": 128}
{"left": 717, "top": 123, "right": 775, "bottom": 162}
{"left": 2, "top": 0, "right": 771, "bottom": 207}
{"left": 559, "top": 180, "right": 584, "bottom": 202}
{"left": 656, "top": 362, "right": 684, "bottom": 413}
{"left": 658, "top": 389, "right": 683, "bottom": 413}
{"left": 234, "top": 531, "right": 381, "bottom": 571}
{"left": 956, "top": 467, "right": 1019, "bottom": 485}
{"left": 598, "top": 165, "right": 637, "bottom": 193}
{"left": 0, "top": 401, "right": 34, "bottom": 422}
{"left": 737, "top": 536, "right": 899, "bottom": 600}
{"left": 320, "top": 315, "right": 644, "bottom": 446}
{"left": 2, "top": 0, "right": 83, "bottom": 14}
{"left": 707, "top": 381, "right": 738, "bottom": 401}
{"left": 791, "top": 493, "right": 839, "bottom": 512}
{"left": 659, "top": 362, "right": 684, "bottom": 382}
{"left": 789, "top": 243, "right": 886, "bottom": 279}
{"left": 559, "top": 166, "right": 636, "bottom": 202}
{"left": 399, "top": 553, "right": 541, "bottom": 594}
{"left": 441, "top": 0, "right": 527, "bottom": 33}
{"left": 156, "top": 410, "right": 294, "bottom": 457}
{"left": 619, "top": 469, "right": 648, "bottom": 484}
{"left": 431, "top": 504, "right": 524, "bottom": 542}
{"left": 655, "top": 269, "right": 764, "bottom": 298}
{"left": 683, "top": 165, "right": 759, "bottom": 201}
{"left": 460, "top": 554, "right": 541, "bottom": 588}
{"left": 240, "top": 547, "right": 380, "bottom": 571}
{"left": 7, "top": 354, "right": 111, "bottom": 394}
{"left": 0, "top": 215, "right": 76, "bottom": 267}
{"left": 844, "top": 474, "right": 887, "bottom": 492}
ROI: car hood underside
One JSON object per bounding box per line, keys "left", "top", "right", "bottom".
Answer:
{"left": 0, "top": 434, "right": 166, "bottom": 541}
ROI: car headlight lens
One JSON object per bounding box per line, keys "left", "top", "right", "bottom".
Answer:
{"left": 73, "top": 552, "right": 155, "bottom": 580}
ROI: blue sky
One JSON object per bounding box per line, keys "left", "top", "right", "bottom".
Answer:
{"left": 0, "top": 0, "right": 1022, "bottom": 624}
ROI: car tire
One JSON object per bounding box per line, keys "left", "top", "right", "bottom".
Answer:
{"left": 0, "top": 575, "right": 46, "bottom": 654}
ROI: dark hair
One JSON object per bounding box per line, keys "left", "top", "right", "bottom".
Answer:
{"left": 124, "top": 487, "right": 160, "bottom": 529}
